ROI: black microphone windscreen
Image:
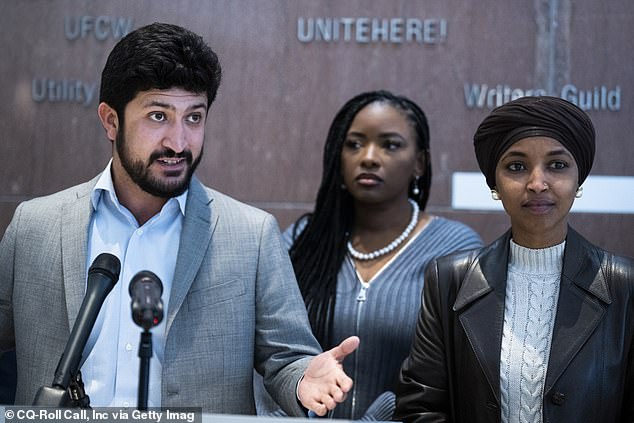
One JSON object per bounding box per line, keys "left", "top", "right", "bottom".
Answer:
{"left": 129, "top": 270, "right": 164, "bottom": 330}
{"left": 129, "top": 270, "right": 163, "bottom": 296}
{"left": 89, "top": 252, "right": 121, "bottom": 282}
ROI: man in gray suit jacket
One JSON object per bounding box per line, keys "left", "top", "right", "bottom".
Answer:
{"left": 0, "top": 22, "right": 358, "bottom": 416}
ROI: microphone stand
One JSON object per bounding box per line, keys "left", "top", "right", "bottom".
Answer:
{"left": 137, "top": 330, "right": 153, "bottom": 411}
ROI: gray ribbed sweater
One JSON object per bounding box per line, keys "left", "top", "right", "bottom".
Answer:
{"left": 282, "top": 216, "right": 483, "bottom": 420}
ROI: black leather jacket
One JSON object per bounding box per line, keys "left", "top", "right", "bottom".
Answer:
{"left": 394, "top": 227, "right": 634, "bottom": 423}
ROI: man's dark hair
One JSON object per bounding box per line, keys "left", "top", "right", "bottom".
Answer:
{"left": 99, "top": 22, "right": 222, "bottom": 118}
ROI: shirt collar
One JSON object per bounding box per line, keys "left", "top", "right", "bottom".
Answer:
{"left": 90, "top": 159, "right": 188, "bottom": 216}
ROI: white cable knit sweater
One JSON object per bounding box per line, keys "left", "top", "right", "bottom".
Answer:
{"left": 500, "top": 240, "right": 565, "bottom": 423}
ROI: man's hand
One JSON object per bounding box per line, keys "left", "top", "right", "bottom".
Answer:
{"left": 297, "top": 336, "right": 360, "bottom": 416}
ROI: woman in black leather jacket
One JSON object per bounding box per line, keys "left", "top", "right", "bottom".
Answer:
{"left": 394, "top": 96, "right": 634, "bottom": 423}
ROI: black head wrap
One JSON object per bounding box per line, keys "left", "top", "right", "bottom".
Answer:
{"left": 473, "top": 96, "right": 595, "bottom": 189}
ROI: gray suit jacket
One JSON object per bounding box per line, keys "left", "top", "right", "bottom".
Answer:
{"left": 0, "top": 175, "right": 321, "bottom": 414}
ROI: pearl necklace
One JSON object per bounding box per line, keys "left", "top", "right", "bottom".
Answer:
{"left": 347, "top": 198, "right": 420, "bottom": 261}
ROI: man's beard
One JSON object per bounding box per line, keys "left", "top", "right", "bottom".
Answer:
{"left": 116, "top": 130, "right": 202, "bottom": 198}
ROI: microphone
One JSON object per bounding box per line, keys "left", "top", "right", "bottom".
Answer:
{"left": 51, "top": 253, "right": 121, "bottom": 389}
{"left": 129, "top": 270, "right": 163, "bottom": 410}
{"left": 33, "top": 253, "right": 120, "bottom": 406}
{"left": 129, "top": 270, "right": 164, "bottom": 330}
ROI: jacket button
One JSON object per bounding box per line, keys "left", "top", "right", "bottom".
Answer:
{"left": 551, "top": 392, "right": 566, "bottom": 405}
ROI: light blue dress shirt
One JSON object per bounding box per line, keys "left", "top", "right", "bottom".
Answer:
{"left": 81, "top": 161, "right": 186, "bottom": 408}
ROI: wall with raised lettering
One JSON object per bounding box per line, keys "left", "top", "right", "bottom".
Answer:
{"left": 2, "top": 1, "right": 633, "bottom": 256}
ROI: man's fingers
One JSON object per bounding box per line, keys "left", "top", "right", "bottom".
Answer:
{"left": 302, "top": 384, "right": 349, "bottom": 415}
{"left": 299, "top": 336, "right": 359, "bottom": 415}
{"left": 310, "top": 403, "right": 327, "bottom": 417}
{"left": 330, "top": 385, "right": 345, "bottom": 403}
{"left": 337, "top": 373, "right": 354, "bottom": 393}
{"left": 329, "top": 335, "right": 360, "bottom": 361}
{"left": 308, "top": 394, "right": 336, "bottom": 416}
{"left": 322, "top": 394, "right": 337, "bottom": 410}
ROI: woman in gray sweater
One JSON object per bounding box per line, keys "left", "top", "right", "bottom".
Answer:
{"left": 256, "top": 90, "right": 482, "bottom": 420}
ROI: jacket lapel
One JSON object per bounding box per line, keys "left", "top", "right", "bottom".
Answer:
{"left": 165, "top": 177, "right": 218, "bottom": 334}
{"left": 61, "top": 177, "right": 98, "bottom": 329}
{"left": 545, "top": 227, "right": 609, "bottom": 392}
{"left": 455, "top": 228, "right": 611, "bottom": 401}
{"left": 454, "top": 230, "right": 512, "bottom": 404}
